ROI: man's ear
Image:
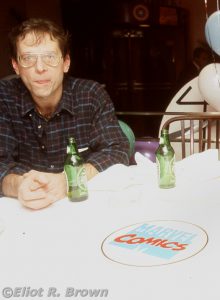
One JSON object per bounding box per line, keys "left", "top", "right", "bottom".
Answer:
{"left": 63, "top": 54, "right": 71, "bottom": 73}
{"left": 11, "top": 59, "right": 20, "bottom": 75}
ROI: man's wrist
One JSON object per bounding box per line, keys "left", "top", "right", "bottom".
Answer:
{"left": 2, "top": 174, "right": 24, "bottom": 198}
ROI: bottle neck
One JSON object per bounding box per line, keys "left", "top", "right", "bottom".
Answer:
{"left": 67, "top": 138, "right": 79, "bottom": 155}
{"left": 67, "top": 144, "right": 78, "bottom": 155}
{"left": 160, "top": 129, "right": 171, "bottom": 145}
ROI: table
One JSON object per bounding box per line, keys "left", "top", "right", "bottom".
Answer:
{"left": 0, "top": 158, "right": 220, "bottom": 300}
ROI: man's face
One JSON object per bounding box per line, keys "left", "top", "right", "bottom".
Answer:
{"left": 12, "top": 32, "right": 70, "bottom": 102}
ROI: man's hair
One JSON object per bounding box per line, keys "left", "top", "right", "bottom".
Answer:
{"left": 8, "top": 18, "right": 70, "bottom": 60}
{"left": 193, "top": 47, "right": 209, "bottom": 60}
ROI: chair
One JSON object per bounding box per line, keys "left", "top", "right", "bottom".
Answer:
{"left": 161, "top": 112, "right": 220, "bottom": 159}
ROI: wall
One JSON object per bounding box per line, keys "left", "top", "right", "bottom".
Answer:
{"left": 0, "top": 0, "right": 62, "bottom": 78}
{"left": 179, "top": 0, "right": 217, "bottom": 58}
{"left": 0, "top": 0, "right": 219, "bottom": 78}
{"left": 25, "top": 0, "right": 62, "bottom": 23}
{"left": 0, "top": 1, "right": 26, "bottom": 78}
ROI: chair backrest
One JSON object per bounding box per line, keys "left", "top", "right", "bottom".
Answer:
{"left": 161, "top": 112, "right": 220, "bottom": 159}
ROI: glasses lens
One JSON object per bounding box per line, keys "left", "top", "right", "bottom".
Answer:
{"left": 42, "top": 54, "right": 60, "bottom": 66}
{"left": 19, "top": 54, "right": 37, "bottom": 67}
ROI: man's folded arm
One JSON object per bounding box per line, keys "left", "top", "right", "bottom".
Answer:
{"left": 2, "top": 174, "right": 23, "bottom": 198}
{"left": 0, "top": 162, "right": 31, "bottom": 197}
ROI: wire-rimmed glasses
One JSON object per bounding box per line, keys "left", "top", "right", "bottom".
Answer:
{"left": 18, "top": 53, "right": 62, "bottom": 68}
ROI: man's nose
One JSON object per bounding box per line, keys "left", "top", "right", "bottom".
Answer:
{"left": 35, "top": 56, "right": 47, "bottom": 72}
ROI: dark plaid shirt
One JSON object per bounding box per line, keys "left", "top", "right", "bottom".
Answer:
{"left": 0, "top": 76, "right": 129, "bottom": 194}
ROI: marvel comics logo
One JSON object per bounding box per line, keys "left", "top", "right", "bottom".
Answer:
{"left": 102, "top": 220, "right": 208, "bottom": 266}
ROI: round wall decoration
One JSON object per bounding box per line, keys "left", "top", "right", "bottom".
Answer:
{"left": 132, "top": 4, "right": 149, "bottom": 22}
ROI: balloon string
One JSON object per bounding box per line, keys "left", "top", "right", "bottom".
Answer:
{"left": 215, "top": 1, "right": 220, "bottom": 86}
{"left": 205, "top": 0, "right": 220, "bottom": 86}
{"left": 204, "top": 0, "right": 208, "bottom": 19}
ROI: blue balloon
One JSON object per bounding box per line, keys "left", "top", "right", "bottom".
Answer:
{"left": 205, "top": 11, "right": 220, "bottom": 56}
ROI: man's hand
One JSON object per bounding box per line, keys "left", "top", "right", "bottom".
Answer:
{"left": 18, "top": 165, "right": 98, "bottom": 209}
{"left": 17, "top": 171, "right": 67, "bottom": 210}
{"left": 84, "top": 163, "right": 99, "bottom": 180}
{"left": 2, "top": 163, "right": 98, "bottom": 210}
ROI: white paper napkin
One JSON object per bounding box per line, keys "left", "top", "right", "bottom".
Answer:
{"left": 135, "top": 149, "right": 220, "bottom": 186}
{"left": 88, "top": 151, "right": 159, "bottom": 191}
{"left": 133, "top": 152, "right": 158, "bottom": 185}
{"left": 0, "top": 219, "right": 5, "bottom": 234}
{"left": 88, "top": 164, "right": 142, "bottom": 191}
{"left": 88, "top": 149, "right": 220, "bottom": 191}
{"left": 175, "top": 149, "right": 220, "bottom": 185}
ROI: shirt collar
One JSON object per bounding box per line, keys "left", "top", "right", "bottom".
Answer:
{"left": 21, "top": 88, "right": 36, "bottom": 117}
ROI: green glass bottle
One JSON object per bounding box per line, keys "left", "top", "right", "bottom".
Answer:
{"left": 64, "top": 137, "right": 88, "bottom": 201}
{"left": 155, "top": 129, "right": 176, "bottom": 189}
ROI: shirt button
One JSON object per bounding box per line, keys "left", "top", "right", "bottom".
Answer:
{"left": 38, "top": 125, "right": 42, "bottom": 129}
{"left": 50, "top": 165, "right": 54, "bottom": 169}
{"left": 57, "top": 113, "right": 60, "bottom": 117}
{"left": 41, "top": 145, "right": 45, "bottom": 149}
{"left": 29, "top": 113, "right": 32, "bottom": 117}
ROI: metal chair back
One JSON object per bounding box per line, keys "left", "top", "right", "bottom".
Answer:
{"left": 161, "top": 112, "right": 220, "bottom": 159}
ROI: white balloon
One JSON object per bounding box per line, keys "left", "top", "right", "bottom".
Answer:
{"left": 198, "top": 63, "right": 220, "bottom": 111}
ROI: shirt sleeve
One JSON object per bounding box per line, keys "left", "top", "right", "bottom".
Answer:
{"left": 0, "top": 99, "right": 31, "bottom": 196}
{"left": 85, "top": 84, "right": 130, "bottom": 171}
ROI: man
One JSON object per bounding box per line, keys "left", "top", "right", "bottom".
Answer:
{"left": 174, "top": 46, "right": 211, "bottom": 93}
{"left": 0, "top": 18, "right": 129, "bottom": 210}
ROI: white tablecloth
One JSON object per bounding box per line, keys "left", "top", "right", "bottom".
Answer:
{"left": 0, "top": 150, "right": 220, "bottom": 300}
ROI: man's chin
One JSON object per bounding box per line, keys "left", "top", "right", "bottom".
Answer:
{"left": 31, "top": 88, "right": 52, "bottom": 100}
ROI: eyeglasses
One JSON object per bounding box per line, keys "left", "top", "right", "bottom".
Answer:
{"left": 18, "top": 53, "right": 62, "bottom": 68}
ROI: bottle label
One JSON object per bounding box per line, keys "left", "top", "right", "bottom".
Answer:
{"left": 64, "top": 165, "right": 88, "bottom": 200}
{"left": 77, "top": 166, "right": 87, "bottom": 192}
{"left": 156, "top": 156, "right": 175, "bottom": 188}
